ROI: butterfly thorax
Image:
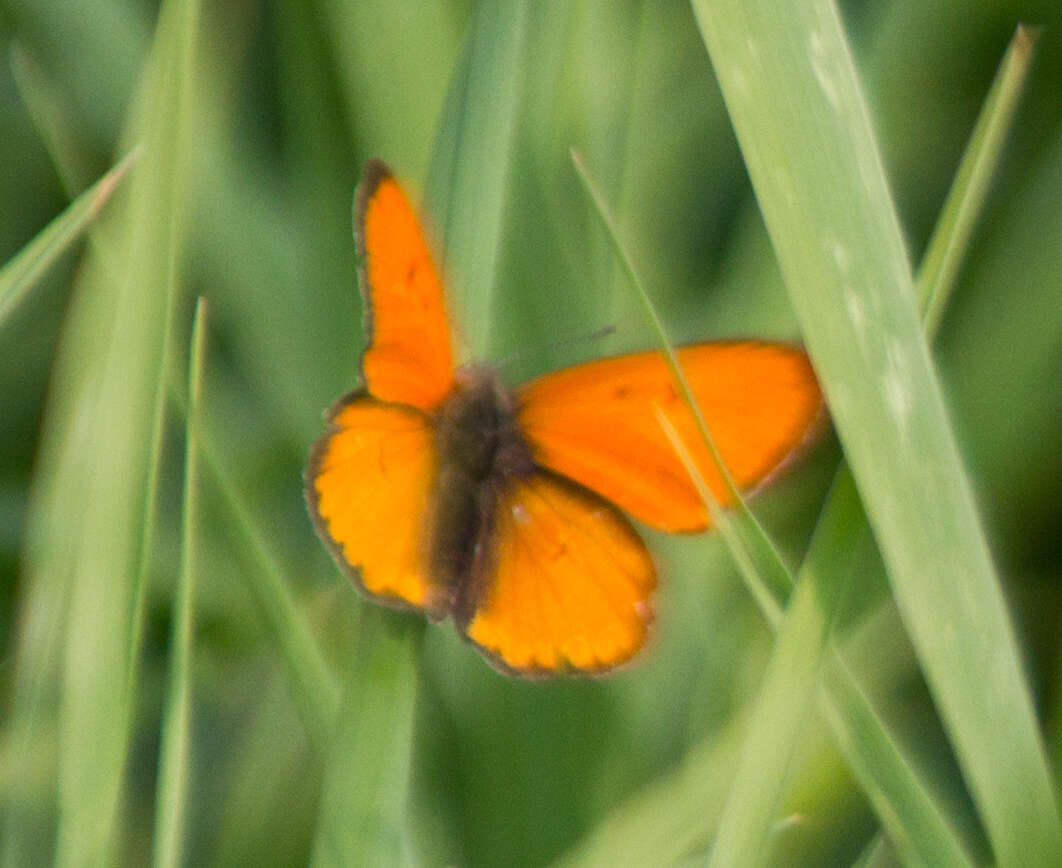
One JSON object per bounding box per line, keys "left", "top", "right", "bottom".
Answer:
{"left": 435, "top": 364, "right": 535, "bottom": 483}
{"left": 429, "top": 364, "right": 535, "bottom": 621}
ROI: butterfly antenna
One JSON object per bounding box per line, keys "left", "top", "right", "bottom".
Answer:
{"left": 495, "top": 323, "right": 618, "bottom": 370}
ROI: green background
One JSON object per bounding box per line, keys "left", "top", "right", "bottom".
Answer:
{"left": 1, "top": 1, "right": 1060, "bottom": 865}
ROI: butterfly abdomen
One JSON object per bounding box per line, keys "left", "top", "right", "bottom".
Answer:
{"left": 430, "top": 365, "right": 536, "bottom": 621}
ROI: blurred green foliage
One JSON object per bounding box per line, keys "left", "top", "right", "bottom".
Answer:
{"left": 1, "top": 1, "right": 1060, "bottom": 865}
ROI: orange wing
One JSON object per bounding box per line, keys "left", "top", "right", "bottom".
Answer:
{"left": 306, "top": 392, "right": 442, "bottom": 614}
{"left": 462, "top": 473, "right": 656, "bottom": 675}
{"left": 516, "top": 342, "right": 823, "bottom": 533}
{"left": 355, "top": 160, "right": 455, "bottom": 412}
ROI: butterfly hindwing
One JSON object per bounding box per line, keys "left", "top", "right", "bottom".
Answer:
{"left": 516, "top": 342, "right": 823, "bottom": 533}
{"left": 306, "top": 392, "right": 441, "bottom": 614}
{"left": 462, "top": 473, "right": 656, "bottom": 676}
{"left": 355, "top": 160, "right": 455, "bottom": 411}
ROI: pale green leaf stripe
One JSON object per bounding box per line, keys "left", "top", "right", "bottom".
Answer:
{"left": 691, "top": 1, "right": 1062, "bottom": 863}
{"left": 425, "top": 0, "right": 528, "bottom": 357}
{"left": 152, "top": 298, "right": 208, "bottom": 868}
{"left": 708, "top": 26, "right": 1037, "bottom": 866}
{"left": 310, "top": 611, "right": 418, "bottom": 868}
{"left": 51, "top": 0, "right": 200, "bottom": 863}
{"left": 0, "top": 149, "right": 137, "bottom": 328}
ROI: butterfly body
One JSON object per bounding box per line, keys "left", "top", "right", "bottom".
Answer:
{"left": 428, "top": 363, "right": 535, "bottom": 625}
{"left": 306, "top": 160, "right": 824, "bottom": 676}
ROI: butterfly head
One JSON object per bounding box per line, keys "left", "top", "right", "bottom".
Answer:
{"left": 437, "top": 364, "right": 536, "bottom": 485}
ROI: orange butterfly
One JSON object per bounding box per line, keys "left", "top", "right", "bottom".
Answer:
{"left": 306, "top": 160, "right": 823, "bottom": 677}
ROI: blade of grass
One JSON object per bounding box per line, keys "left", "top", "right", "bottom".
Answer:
{"left": 571, "top": 148, "right": 790, "bottom": 617}
{"left": 47, "top": 0, "right": 200, "bottom": 862}
{"left": 309, "top": 609, "right": 419, "bottom": 867}
{"left": 691, "top": 1, "right": 1062, "bottom": 862}
{"left": 152, "top": 298, "right": 208, "bottom": 868}
{"left": 425, "top": 0, "right": 528, "bottom": 357}
{"left": 706, "top": 26, "right": 1037, "bottom": 865}
{"left": 665, "top": 430, "right": 973, "bottom": 865}
{"left": 707, "top": 472, "right": 861, "bottom": 868}
{"left": 554, "top": 710, "right": 749, "bottom": 867}
{"left": 654, "top": 408, "right": 780, "bottom": 624}
{"left": 207, "top": 440, "right": 341, "bottom": 751}
{"left": 0, "top": 149, "right": 137, "bottom": 328}
{"left": 850, "top": 834, "right": 888, "bottom": 868}
{"left": 917, "top": 24, "right": 1038, "bottom": 334}
{"left": 162, "top": 335, "right": 340, "bottom": 751}
{"left": 10, "top": 40, "right": 99, "bottom": 194}
{"left": 161, "top": 336, "right": 340, "bottom": 753}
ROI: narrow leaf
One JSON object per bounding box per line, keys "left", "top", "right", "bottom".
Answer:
{"left": 691, "top": 1, "right": 1062, "bottom": 862}
{"left": 48, "top": 0, "right": 201, "bottom": 861}
{"left": 310, "top": 610, "right": 419, "bottom": 867}
{"left": 0, "top": 150, "right": 137, "bottom": 329}
{"left": 705, "top": 24, "right": 1038, "bottom": 864}
{"left": 152, "top": 298, "right": 209, "bottom": 868}
{"left": 425, "top": 1, "right": 529, "bottom": 357}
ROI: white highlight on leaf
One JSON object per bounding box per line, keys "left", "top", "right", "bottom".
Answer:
{"left": 831, "top": 240, "right": 850, "bottom": 273}
{"left": 845, "top": 289, "right": 865, "bottom": 333}
{"left": 883, "top": 337, "right": 911, "bottom": 433}
{"left": 809, "top": 31, "right": 840, "bottom": 110}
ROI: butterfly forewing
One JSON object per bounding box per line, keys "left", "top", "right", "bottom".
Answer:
{"left": 356, "top": 160, "right": 455, "bottom": 412}
{"left": 516, "top": 342, "right": 823, "bottom": 533}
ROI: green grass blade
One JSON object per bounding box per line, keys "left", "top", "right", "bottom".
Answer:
{"left": 569, "top": 148, "right": 742, "bottom": 507}
{"left": 817, "top": 647, "right": 971, "bottom": 867}
{"left": 161, "top": 328, "right": 340, "bottom": 753}
{"left": 9, "top": 41, "right": 99, "bottom": 194}
{"left": 850, "top": 834, "right": 887, "bottom": 868}
{"left": 706, "top": 26, "right": 1037, "bottom": 863}
{"left": 425, "top": 0, "right": 529, "bottom": 357}
{"left": 708, "top": 472, "right": 861, "bottom": 868}
{"left": 571, "top": 148, "right": 790, "bottom": 618}
{"left": 918, "top": 25, "right": 1037, "bottom": 337}
{"left": 203, "top": 436, "right": 341, "bottom": 751}
{"left": 152, "top": 298, "right": 208, "bottom": 868}
{"left": 554, "top": 713, "right": 748, "bottom": 867}
{"left": 573, "top": 15, "right": 1037, "bottom": 865}
{"left": 691, "top": 1, "right": 1062, "bottom": 863}
{"left": 310, "top": 610, "right": 419, "bottom": 867}
{"left": 46, "top": 0, "right": 200, "bottom": 862}
{"left": 0, "top": 149, "right": 136, "bottom": 329}
{"left": 160, "top": 321, "right": 340, "bottom": 755}
{"left": 654, "top": 407, "right": 781, "bottom": 625}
